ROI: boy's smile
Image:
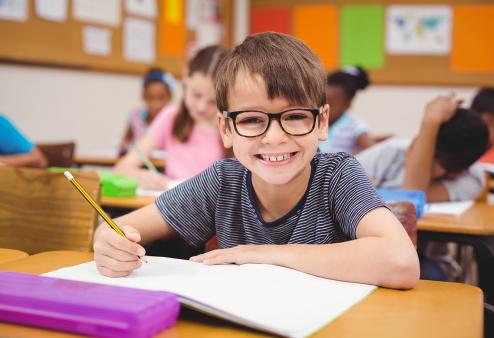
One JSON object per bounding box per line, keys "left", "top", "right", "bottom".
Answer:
{"left": 218, "top": 71, "right": 329, "bottom": 188}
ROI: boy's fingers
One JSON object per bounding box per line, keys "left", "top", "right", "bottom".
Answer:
{"left": 109, "top": 230, "right": 146, "bottom": 257}
{"left": 95, "top": 252, "right": 141, "bottom": 272}
{"left": 122, "top": 225, "right": 141, "bottom": 242}
{"left": 94, "top": 240, "right": 140, "bottom": 262}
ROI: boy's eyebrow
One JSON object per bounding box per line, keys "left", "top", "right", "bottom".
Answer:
{"left": 227, "top": 104, "right": 307, "bottom": 112}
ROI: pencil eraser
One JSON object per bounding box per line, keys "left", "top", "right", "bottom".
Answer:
{"left": 64, "top": 171, "right": 74, "bottom": 181}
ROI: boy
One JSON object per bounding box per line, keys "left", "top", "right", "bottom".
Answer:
{"left": 356, "top": 95, "right": 489, "bottom": 202}
{"left": 93, "top": 32, "right": 419, "bottom": 289}
{"left": 0, "top": 114, "right": 47, "bottom": 168}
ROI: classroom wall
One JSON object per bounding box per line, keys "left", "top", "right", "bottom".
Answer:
{"left": 0, "top": 62, "right": 477, "bottom": 154}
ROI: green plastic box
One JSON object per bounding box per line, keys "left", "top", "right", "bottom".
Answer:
{"left": 98, "top": 172, "right": 138, "bottom": 197}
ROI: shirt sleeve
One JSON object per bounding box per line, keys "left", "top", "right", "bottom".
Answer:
{"left": 351, "top": 117, "right": 368, "bottom": 138}
{"left": 330, "top": 156, "right": 385, "bottom": 239}
{"left": 442, "top": 164, "right": 486, "bottom": 201}
{"left": 155, "top": 161, "right": 222, "bottom": 248}
{"left": 148, "top": 105, "right": 178, "bottom": 149}
{"left": 0, "top": 115, "right": 34, "bottom": 154}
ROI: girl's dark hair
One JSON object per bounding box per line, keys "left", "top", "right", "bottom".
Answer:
{"left": 435, "top": 108, "right": 489, "bottom": 173}
{"left": 326, "top": 66, "right": 370, "bottom": 100}
{"left": 471, "top": 87, "right": 494, "bottom": 116}
{"left": 143, "top": 68, "right": 173, "bottom": 94}
{"left": 172, "top": 45, "right": 228, "bottom": 142}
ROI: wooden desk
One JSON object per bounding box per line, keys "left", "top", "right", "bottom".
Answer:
{"left": 0, "top": 251, "right": 483, "bottom": 338}
{"left": 419, "top": 202, "right": 494, "bottom": 235}
{"left": 74, "top": 155, "right": 165, "bottom": 169}
{"left": 101, "top": 195, "right": 156, "bottom": 209}
{"left": 0, "top": 248, "right": 28, "bottom": 264}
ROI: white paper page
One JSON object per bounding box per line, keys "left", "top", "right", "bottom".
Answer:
{"left": 123, "top": 17, "right": 155, "bottom": 63}
{"left": 35, "top": 0, "right": 67, "bottom": 22}
{"left": 83, "top": 26, "right": 112, "bottom": 56}
{"left": 73, "top": 0, "right": 121, "bottom": 27}
{"left": 125, "top": 0, "right": 156, "bottom": 18}
{"left": 386, "top": 5, "right": 451, "bottom": 55}
{"left": 0, "top": 0, "right": 28, "bottom": 22}
{"left": 425, "top": 200, "right": 474, "bottom": 216}
{"left": 45, "top": 256, "right": 376, "bottom": 338}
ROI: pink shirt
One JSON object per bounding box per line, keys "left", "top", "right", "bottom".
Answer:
{"left": 149, "top": 105, "right": 223, "bottom": 180}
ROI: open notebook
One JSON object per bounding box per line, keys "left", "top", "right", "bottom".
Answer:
{"left": 45, "top": 256, "right": 376, "bottom": 338}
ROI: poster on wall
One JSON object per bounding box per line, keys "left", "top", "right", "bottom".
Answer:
{"left": 386, "top": 5, "right": 451, "bottom": 55}
{"left": 73, "top": 0, "right": 121, "bottom": 27}
{"left": 125, "top": 0, "right": 157, "bottom": 19}
{"left": 123, "top": 17, "right": 155, "bottom": 63}
{"left": 0, "top": 0, "right": 28, "bottom": 22}
{"left": 35, "top": 0, "right": 68, "bottom": 22}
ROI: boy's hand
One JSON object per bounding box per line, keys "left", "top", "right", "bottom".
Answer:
{"left": 423, "top": 94, "right": 462, "bottom": 125}
{"left": 190, "top": 245, "right": 277, "bottom": 265}
{"left": 138, "top": 171, "right": 169, "bottom": 190}
{"left": 93, "top": 224, "right": 146, "bottom": 277}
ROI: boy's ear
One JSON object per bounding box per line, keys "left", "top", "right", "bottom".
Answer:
{"left": 317, "top": 104, "right": 330, "bottom": 141}
{"left": 217, "top": 112, "right": 233, "bottom": 148}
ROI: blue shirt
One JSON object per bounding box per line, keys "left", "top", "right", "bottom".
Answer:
{"left": 156, "top": 152, "right": 385, "bottom": 248}
{"left": 0, "top": 115, "right": 33, "bottom": 154}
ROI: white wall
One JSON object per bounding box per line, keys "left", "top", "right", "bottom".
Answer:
{"left": 0, "top": 63, "right": 478, "bottom": 154}
{"left": 0, "top": 63, "right": 142, "bottom": 154}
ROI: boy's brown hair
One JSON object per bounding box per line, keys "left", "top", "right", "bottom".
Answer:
{"left": 215, "top": 32, "right": 326, "bottom": 112}
{"left": 172, "top": 45, "right": 228, "bottom": 142}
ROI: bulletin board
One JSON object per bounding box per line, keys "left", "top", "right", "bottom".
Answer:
{"left": 0, "top": 0, "right": 233, "bottom": 76}
{"left": 251, "top": 0, "right": 494, "bottom": 87}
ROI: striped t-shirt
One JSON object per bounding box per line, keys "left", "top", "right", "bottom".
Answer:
{"left": 155, "top": 152, "right": 384, "bottom": 249}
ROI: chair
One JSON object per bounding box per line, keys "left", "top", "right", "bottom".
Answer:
{"left": 386, "top": 201, "right": 417, "bottom": 247}
{"left": 0, "top": 167, "right": 100, "bottom": 254}
{"left": 37, "top": 142, "right": 76, "bottom": 167}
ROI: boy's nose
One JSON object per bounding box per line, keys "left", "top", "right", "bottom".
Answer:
{"left": 261, "top": 120, "right": 287, "bottom": 143}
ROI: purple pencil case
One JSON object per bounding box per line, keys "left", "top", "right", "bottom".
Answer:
{"left": 0, "top": 272, "right": 180, "bottom": 338}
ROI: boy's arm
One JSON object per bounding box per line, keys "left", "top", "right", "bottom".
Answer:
{"left": 401, "top": 95, "right": 459, "bottom": 201}
{"left": 93, "top": 203, "right": 177, "bottom": 277}
{"left": 0, "top": 146, "right": 48, "bottom": 168}
{"left": 191, "top": 207, "right": 420, "bottom": 289}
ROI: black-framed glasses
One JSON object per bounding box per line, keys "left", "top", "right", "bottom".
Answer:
{"left": 222, "top": 106, "right": 323, "bottom": 137}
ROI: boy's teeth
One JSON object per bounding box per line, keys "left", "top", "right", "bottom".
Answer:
{"left": 261, "top": 153, "right": 291, "bottom": 162}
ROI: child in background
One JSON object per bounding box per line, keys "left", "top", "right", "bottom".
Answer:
{"left": 318, "top": 66, "right": 376, "bottom": 154}
{"left": 0, "top": 114, "right": 47, "bottom": 168}
{"left": 115, "top": 46, "right": 229, "bottom": 189}
{"left": 94, "top": 32, "right": 419, "bottom": 289}
{"left": 119, "top": 68, "right": 176, "bottom": 154}
{"left": 471, "top": 87, "right": 494, "bottom": 163}
{"left": 356, "top": 95, "right": 489, "bottom": 282}
{"left": 356, "top": 94, "right": 489, "bottom": 202}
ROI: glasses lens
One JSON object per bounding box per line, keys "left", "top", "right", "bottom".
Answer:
{"left": 281, "top": 110, "right": 315, "bottom": 135}
{"left": 235, "top": 112, "right": 269, "bottom": 136}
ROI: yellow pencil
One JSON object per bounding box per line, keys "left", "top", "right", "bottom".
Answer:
{"left": 64, "top": 171, "right": 147, "bottom": 263}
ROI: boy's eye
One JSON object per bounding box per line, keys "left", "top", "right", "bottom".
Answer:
{"left": 236, "top": 114, "right": 265, "bottom": 125}
{"left": 284, "top": 113, "right": 309, "bottom": 121}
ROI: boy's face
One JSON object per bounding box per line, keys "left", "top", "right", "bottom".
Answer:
{"left": 218, "top": 72, "right": 329, "bottom": 186}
